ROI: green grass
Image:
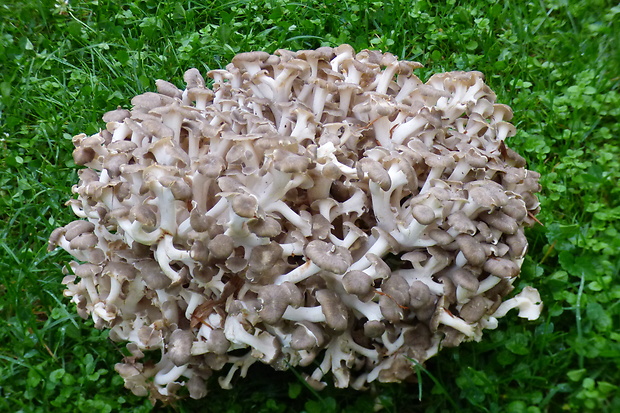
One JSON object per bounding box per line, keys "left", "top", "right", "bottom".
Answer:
{"left": 1, "top": 0, "right": 619, "bottom": 411}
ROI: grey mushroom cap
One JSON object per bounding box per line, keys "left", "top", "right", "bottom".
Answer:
{"left": 247, "top": 216, "right": 282, "bottom": 238}
{"left": 305, "top": 240, "right": 352, "bottom": 274}
{"left": 483, "top": 258, "right": 520, "bottom": 278}
{"left": 480, "top": 210, "right": 518, "bottom": 234}
{"left": 455, "top": 234, "right": 487, "bottom": 266}
{"left": 186, "top": 375, "right": 208, "bottom": 400}
{"left": 190, "top": 209, "right": 215, "bottom": 233}
{"left": 358, "top": 158, "right": 391, "bottom": 191}
{"left": 134, "top": 260, "right": 171, "bottom": 290}
{"left": 380, "top": 274, "right": 410, "bottom": 306}
{"left": 448, "top": 211, "right": 478, "bottom": 235}
{"left": 448, "top": 267, "right": 480, "bottom": 292}
{"left": 73, "top": 147, "right": 96, "bottom": 165}
{"left": 183, "top": 68, "right": 205, "bottom": 89}
{"left": 412, "top": 204, "right": 436, "bottom": 225}
{"left": 291, "top": 321, "right": 325, "bottom": 351}
{"left": 73, "top": 263, "right": 102, "bottom": 278}
{"left": 363, "top": 320, "right": 386, "bottom": 338}
{"left": 342, "top": 270, "right": 375, "bottom": 301}
{"left": 316, "top": 289, "right": 348, "bottom": 331}
{"left": 137, "top": 326, "right": 163, "bottom": 348}
{"left": 258, "top": 282, "right": 302, "bottom": 324}
{"left": 64, "top": 220, "right": 96, "bottom": 241}
{"left": 429, "top": 229, "right": 454, "bottom": 245}
{"left": 409, "top": 280, "right": 434, "bottom": 310}
{"left": 168, "top": 329, "right": 194, "bottom": 366}
{"left": 273, "top": 149, "right": 313, "bottom": 173}
{"left": 379, "top": 295, "right": 404, "bottom": 323}
{"left": 459, "top": 295, "right": 492, "bottom": 323}
{"left": 249, "top": 242, "right": 284, "bottom": 275}
{"left": 156, "top": 79, "right": 183, "bottom": 99}
{"left": 130, "top": 205, "right": 157, "bottom": 229}
{"left": 207, "top": 329, "right": 231, "bottom": 355}
{"left": 103, "top": 261, "right": 137, "bottom": 281}
{"left": 103, "top": 107, "right": 131, "bottom": 123}
{"left": 69, "top": 233, "right": 99, "bottom": 250}
{"left": 505, "top": 230, "right": 528, "bottom": 258}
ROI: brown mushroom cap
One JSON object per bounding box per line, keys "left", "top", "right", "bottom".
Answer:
{"left": 208, "top": 234, "right": 234, "bottom": 260}
{"left": 231, "top": 193, "right": 259, "bottom": 218}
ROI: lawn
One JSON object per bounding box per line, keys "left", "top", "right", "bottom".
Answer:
{"left": 1, "top": 0, "right": 619, "bottom": 411}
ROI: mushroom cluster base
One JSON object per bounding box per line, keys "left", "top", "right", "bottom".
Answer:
{"left": 50, "top": 45, "right": 541, "bottom": 401}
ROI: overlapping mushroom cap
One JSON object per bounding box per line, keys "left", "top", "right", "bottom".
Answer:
{"left": 50, "top": 45, "right": 541, "bottom": 401}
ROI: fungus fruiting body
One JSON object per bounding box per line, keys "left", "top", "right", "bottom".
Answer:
{"left": 50, "top": 45, "right": 541, "bottom": 400}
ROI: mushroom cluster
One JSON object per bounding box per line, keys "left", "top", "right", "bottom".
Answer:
{"left": 50, "top": 45, "right": 541, "bottom": 400}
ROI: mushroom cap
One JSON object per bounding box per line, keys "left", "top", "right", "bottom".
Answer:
{"left": 342, "top": 270, "right": 375, "bottom": 301}
{"left": 290, "top": 321, "right": 325, "bottom": 351}
{"left": 409, "top": 280, "right": 433, "bottom": 310}
{"left": 183, "top": 68, "right": 205, "bottom": 88}
{"left": 411, "top": 204, "right": 436, "bottom": 225}
{"left": 73, "top": 147, "right": 96, "bottom": 165}
{"left": 459, "top": 295, "right": 492, "bottom": 323}
{"left": 208, "top": 234, "right": 234, "bottom": 260}
{"left": 258, "top": 282, "right": 302, "bottom": 323}
{"left": 304, "top": 240, "right": 352, "bottom": 274}
{"left": 247, "top": 216, "right": 282, "bottom": 238}
{"left": 316, "top": 289, "right": 348, "bottom": 332}
{"left": 483, "top": 258, "right": 520, "bottom": 278}
{"left": 134, "top": 260, "right": 171, "bottom": 290}
{"left": 64, "top": 220, "right": 96, "bottom": 241}
{"left": 448, "top": 211, "right": 478, "bottom": 236}
{"left": 69, "top": 233, "right": 99, "bottom": 250}
{"left": 455, "top": 234, "right": 487, "bottom": 266}
{"left": 168, "top": 329, "right": 194, "bottom": 366}
{"left": 258, "top": 285, "right": 290, "bottom": 324}
{"left": 363, "top": 320, "right": 386, "bottom": 338}
{"left": 231, "top": 193, "right": 259, "bottom": 218}
{"left": 380, "top": 274, "right": 410, "bottom": 306}
{"left": 249, "top": 242, "right": 284, "bottom": 275}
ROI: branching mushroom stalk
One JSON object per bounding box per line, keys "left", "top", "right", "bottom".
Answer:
{"left": 50, "top": 45, "right": 542, "bottom": 401}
